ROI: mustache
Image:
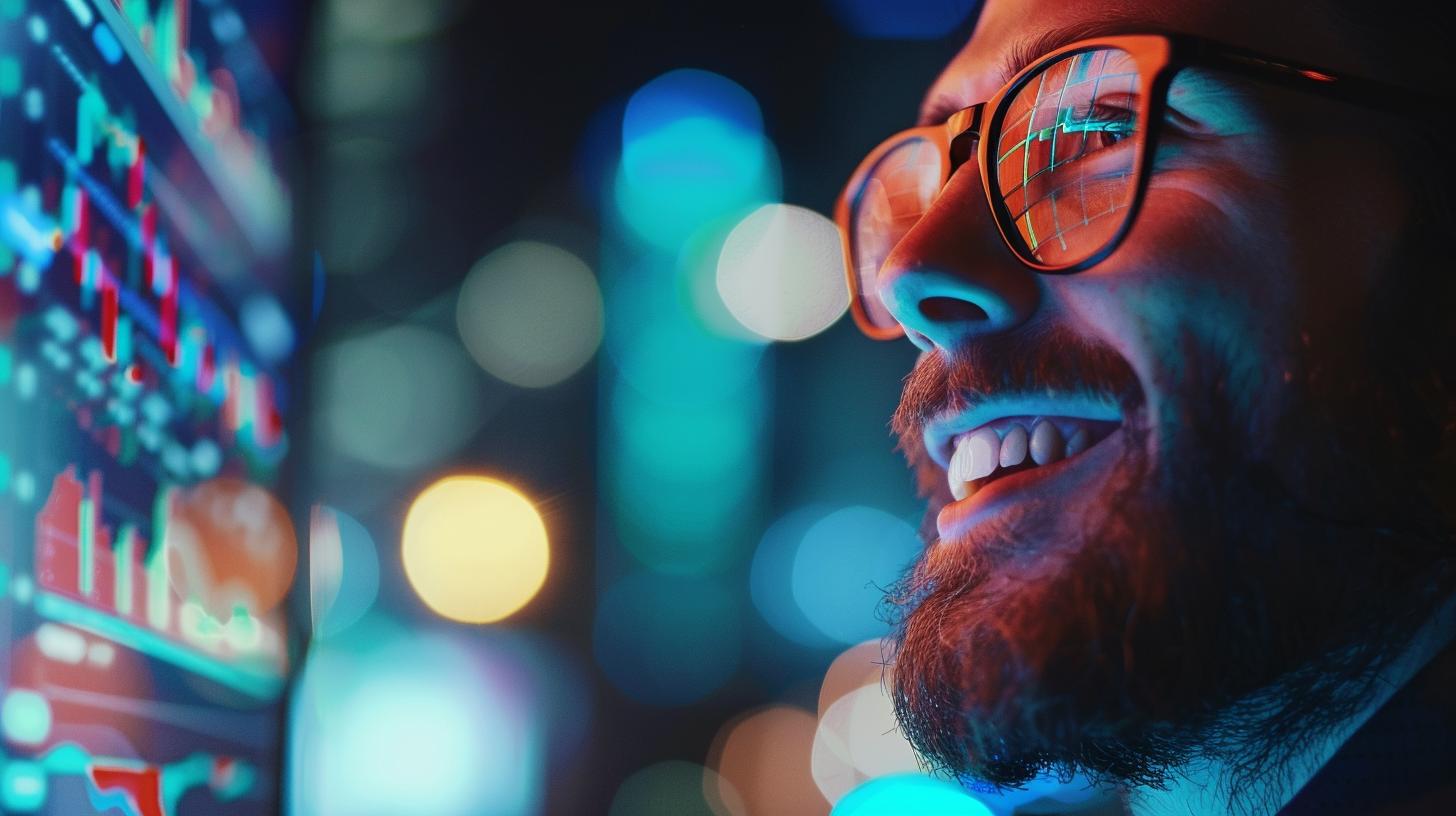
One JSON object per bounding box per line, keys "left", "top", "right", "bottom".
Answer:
{"left": 891, "top": 322, "right": 1144, "bottom": 454}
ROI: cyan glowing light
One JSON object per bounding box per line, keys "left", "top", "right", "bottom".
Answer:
{"left": 456, "top": 241, "right": 603, "bottom": 388}
{"left": 309, "top": 505, "right": 380, "bottom": 639}
{"left": 1, "top": 689, "right": 53, "bottom": 745}
{"left": 1, "top": 760, "right": 47, "bottom": 811}
{"left": 605, "top": 384, "right": 763, "bottom": 573}
{"left": 290, "top": 617, "right": 543, "bottom": 816}
{"left": 615, "top": 69, "right": 780, "bottom": 249}
{"left": 826, "top": 0, "right": 981, "bottom": 40}
{"left": 607, "top": 302, "right": 766, "bottom": 406}
{"left": 240, "top": 293, "right": 296, "bottom": 365}
{"left": 608, "top": 760, "right": 743, "bottom": 816}
{"left": 314, "top": 324, "right": 492, "bottom": 470}
{"left": 594, "top": 572, "right": 741, "bottom": 706}
{"left": 832, "top": 775, "right": 993, "bottom": 816}
{"left": 750, "top": 505, "right": 841, "bottom": 649}
{"left": 716, "top": 204, "right": 848, "bottom": 341}
{"left": 791, "top": 506, "right": 920, "bottom": 645}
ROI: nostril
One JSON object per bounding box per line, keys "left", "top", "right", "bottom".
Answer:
{"left": 919, "top": 296, "right": 989, "bottom": 324}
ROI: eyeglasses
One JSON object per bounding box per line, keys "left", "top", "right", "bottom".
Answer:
{"left": 836, "top": 32, "right": 1425, "bottom": 340}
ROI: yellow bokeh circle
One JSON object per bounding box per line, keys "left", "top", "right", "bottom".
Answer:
{"left": 401, "top": 476, "right": 549, "bottom": 623}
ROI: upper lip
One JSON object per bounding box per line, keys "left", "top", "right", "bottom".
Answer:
{"left": 923, "top": 392, "right": 1125, "bottom": 470}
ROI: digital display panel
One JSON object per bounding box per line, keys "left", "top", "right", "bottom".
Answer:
{"left": 1, "top": 1, "right": 299, "bottom": 813}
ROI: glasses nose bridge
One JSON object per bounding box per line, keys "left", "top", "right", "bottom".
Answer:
{"left": 944, "top": 102, "right": 986, "bottom": 175}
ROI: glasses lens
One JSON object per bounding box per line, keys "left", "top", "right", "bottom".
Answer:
{"left": 850, "top": 136, "right": 943, "bottom": 330}
{"left": 994, "top": 47, "right": 1142, "bottom": 267}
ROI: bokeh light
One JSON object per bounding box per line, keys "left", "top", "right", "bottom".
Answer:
{"left": 824, "top": 0, "right": 981, "bottom": 40}
{"left": 456, "top": 240, "right": 604, "bottom": 388}
{"left": 817, "top": 640, "right": 885, "bottom": 718}
{"left": 314, "top": 324, "right": 492, "bottom": 470}
{"left": 716, "top": 204, "right": 848, "bottom": 342}
{"left": 401, "top": 476, "right": 549, "bottom": 624}
{"left": 791, "top": 506, "right": 920, "bottom": 645}
{"left": 594, "top": 572, "right": 741, "bottom": 706}
{"left": 749, "top": 505, "right": 840, "bottom": 649}
{"left": 811, "top": 682, "right": 920, "bottom": 803}
{"left": 290, "top": 617, "right": 543, "bottom": 816}
{"left": 166, "top": 478, "right": 298, "bottom": 618}
{"left": 831, "top": 775, "right": 993, "bottom": 816}
{"left": 608, "top": 760, "right": 743, "bottom": 816}
{"left": 615, "top": 69, "right": 779, "bottom": 249}
{"left": 603, "top": 259, "right": 767, "bottom": 405}
{"left": 309, "top": 505, "right": 381, "bottom": 639}
{"left": 606, "top": 383, "right": 764, "bottom": 573}
{"left": 708, "top": 705, "right": 827, "bottom": 816}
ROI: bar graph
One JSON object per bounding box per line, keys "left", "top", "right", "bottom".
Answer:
{"left": 33, "top": 467, "right": 285, "bottom": 699}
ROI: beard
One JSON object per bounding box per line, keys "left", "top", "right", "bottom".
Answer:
{"left": 884, "top": 309, "right": 1456, "bottom": 793}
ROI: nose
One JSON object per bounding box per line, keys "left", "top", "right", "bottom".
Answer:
{"left": 875, "top": 167, "right": 1040, "bottom": 353}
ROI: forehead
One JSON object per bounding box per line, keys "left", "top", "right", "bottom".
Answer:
{"left": 921, "top": 0, "right": 1352, "bottom": 122}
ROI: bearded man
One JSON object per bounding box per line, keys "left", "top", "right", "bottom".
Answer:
{"left": 835, "top": 1, "right": 1456, "bottom": 812}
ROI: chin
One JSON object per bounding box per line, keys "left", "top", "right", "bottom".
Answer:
{"left": 886, "top": 406, "right": 1453, "bottom": 790}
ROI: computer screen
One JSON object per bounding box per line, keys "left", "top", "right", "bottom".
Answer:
{"left": 1, "top": 1, "right": 300, "bottom": 813}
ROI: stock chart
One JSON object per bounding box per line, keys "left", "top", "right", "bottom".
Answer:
{"left": 0, "top": 1, "right": 299, "bottom": 813}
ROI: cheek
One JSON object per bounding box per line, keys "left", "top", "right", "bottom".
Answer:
{"left": 1050, "top": 183, "right": 1309, "bottom": 444}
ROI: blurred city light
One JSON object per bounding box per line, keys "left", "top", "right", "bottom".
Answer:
{"left": 791, "top": 506, "right": 920, "bottom": 644}
{"left": 308, "top": 505, "right": 381, "bottom": 639}
{"left": 708, "top": 704, "right": 827, "bottom": 816}
{"left": 811, "top": 682, "right": 920, "bottom": 803}
{"left": 749, "top": 505, "right": 841, "bottom": 649}
{"left": 605, "top": 383, "right": 764, "bottom": 573}
{"left": 314, "top": 324, "right": 492, "bottom": 470}
{"left": 290, "top": 617, "right": 544, "bottom": 816}
{"left": 831, "top": 775, "right": 994, "bottom": 816}
{"left": 401, "top": 476, "right": 549, "bottom": 624}
{"left": 615, "top": 69, "right": 779, "bottom": 250}
{"left": 593, "top": 572, "right": 742, "bottom": 706}
{"left": 817, "top": 640, "right": 885, "bottom": 717}
{"left": 824, "top": 0, "right": 980, "bottom": 40}
{"left": 607, "top": 760, "right": 743, "bottom": 816}
{"left": 716, "top": 204, "right": 848, "bottom": 342}
{"left": 456, "top": 240, "right": 604, "bottom": 388}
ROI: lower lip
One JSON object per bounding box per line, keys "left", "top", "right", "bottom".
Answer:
{"left": 935, "top": 426, "right": 1127, "bottom": 542}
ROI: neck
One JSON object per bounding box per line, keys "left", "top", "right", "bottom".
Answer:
{"left": 1127, "top": 594, "right": 1456, "bottom": 816}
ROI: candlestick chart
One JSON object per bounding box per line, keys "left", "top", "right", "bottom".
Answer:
{"left": 1, "top": 1, "right": 300, "bottom": 814}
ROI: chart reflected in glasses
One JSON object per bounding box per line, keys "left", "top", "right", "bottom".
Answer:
{"left": 994, "top": 47, "right": 1141, "bottom": 265}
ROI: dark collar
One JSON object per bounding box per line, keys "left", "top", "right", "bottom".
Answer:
{"left": 1279, "top": 642, "right": 1456, "bottom": 815}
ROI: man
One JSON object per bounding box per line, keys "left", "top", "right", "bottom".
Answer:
{"left": 836, "top": 0, "right": 1456, "bottom": 813}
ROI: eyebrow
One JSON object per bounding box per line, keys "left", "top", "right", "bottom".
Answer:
{"left": 919, "top": 17, "right": 1149, "bottom": 125}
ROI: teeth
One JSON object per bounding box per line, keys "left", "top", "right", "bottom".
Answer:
{"left": 948, "top": 436, "right": 973, "bottom": 500}
{"left": 999, "top": 424, "right": 1028, "bottom": 467}
{"left": 1029, "top": 419, "right": 1065, "bottom": 465}
{"left": 946, "top": 417, "right": 1107, "bottom": 501}
{"left": 1065, "top": 426, "right": 1089, "bottom": 457}
{"left": 965, "top": 427, "right": 1000, "bottom": 481}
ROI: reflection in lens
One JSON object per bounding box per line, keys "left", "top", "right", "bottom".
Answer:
{"left": 851, "top": 138, "right": 941, "bottom": 329}
{"left": 994, "top": 47, "right": 1140, "bottom": 266}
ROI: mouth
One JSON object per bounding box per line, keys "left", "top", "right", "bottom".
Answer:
{"left": 925, "top": 398, "right": 1125, "bottom": 541}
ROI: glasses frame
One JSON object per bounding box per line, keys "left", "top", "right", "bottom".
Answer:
{"left": 836, "top": 31, "right": 1430, "bottom": 340}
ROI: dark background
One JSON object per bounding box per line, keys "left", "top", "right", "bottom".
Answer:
{"left": 295, "top": 1, "right": 974, "bottom": 812}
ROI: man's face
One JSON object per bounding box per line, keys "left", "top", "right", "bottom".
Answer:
{"left": 881, "top": 0, "right": 1455, "bottom": 788}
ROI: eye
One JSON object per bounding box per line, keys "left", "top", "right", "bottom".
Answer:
{"left": 1057, "top": 103, "right": 1138, "bottom": 152}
